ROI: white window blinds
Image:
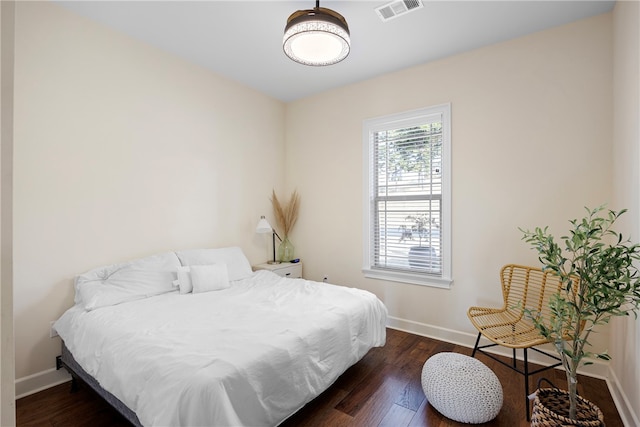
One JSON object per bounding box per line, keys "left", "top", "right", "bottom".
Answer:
{"left": 363, "top": 105, "right": 451, "bottom": 288}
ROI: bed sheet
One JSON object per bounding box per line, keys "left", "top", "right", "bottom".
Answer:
{"left": 54, "top": 270, "right": 387, "bottom": 426}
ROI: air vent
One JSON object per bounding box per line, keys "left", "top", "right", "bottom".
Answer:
{"left": 375, "top": 0, "right": 423, "bottom": 22}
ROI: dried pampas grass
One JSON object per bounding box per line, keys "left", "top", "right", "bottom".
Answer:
{"left": 271, "top": 190, "right": 300, "bottom": 237}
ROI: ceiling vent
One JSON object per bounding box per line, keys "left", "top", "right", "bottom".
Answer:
{"left": 375, "top": 0, "right": 423, "bottom": 22}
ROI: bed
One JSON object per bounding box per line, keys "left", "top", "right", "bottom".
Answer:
{"left": 54, "top": 247, "right": 388, "bottom": 426}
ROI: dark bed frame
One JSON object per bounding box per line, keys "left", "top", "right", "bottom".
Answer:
{"left": 56, "top": 341, "right": 143, "bottom": 427}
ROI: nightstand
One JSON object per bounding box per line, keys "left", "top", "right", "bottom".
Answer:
{"left": 253, "top": 262, "right": 302, "bottom": 279}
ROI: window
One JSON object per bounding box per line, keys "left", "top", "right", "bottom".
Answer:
{"left": 362, "top": 104, "right": 452, "bottom": 288}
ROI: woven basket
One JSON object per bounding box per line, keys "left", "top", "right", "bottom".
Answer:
{"left": 531, "top": 388, "right": 605, "bottom": 427}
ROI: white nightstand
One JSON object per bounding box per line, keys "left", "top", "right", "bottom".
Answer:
{"left": 253, "top": 262, "right": 302, "bottom": 279}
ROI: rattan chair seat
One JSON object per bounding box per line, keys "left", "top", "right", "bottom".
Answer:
{"left": 467, "top": 307, "right": 550, "bottom": 348}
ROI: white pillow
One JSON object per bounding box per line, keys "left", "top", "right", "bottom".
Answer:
{"left": 174, "top": 247, "right": 252, "bottom": 282}
{"left": 190, "top": 264, "right": 230, "bottom": 293}
{"left": 176, "top": 266, "right": 193, "bottom": 294}
{"left": 76, "top": 268, "right": 177, "bottom": 310}
{"left": 74, "top": 252, "right": 181, "bottom": 306}
{"left": 177, "top": 266, "right": 193, "bottom": 294}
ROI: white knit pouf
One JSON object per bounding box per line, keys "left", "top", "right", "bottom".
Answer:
{"left": 421, "top": 352, "right": 503, "bottom": 423}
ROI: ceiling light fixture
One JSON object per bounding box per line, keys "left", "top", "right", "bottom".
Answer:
{"left": 283, "top": 0, "right": 350, "bottom": 66}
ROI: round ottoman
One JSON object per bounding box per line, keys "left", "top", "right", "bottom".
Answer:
{"left": 421, "top": 352, "right": 503, "bottom": 423}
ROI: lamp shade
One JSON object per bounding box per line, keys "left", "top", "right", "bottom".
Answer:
{"left": 283, "top": 4, "right": 350, "bottom": 66}
{"left": 256, "top": 216, "right": 273, "bottom": 234}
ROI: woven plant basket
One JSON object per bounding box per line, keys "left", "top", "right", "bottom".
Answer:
{"left": 531, "top": 387, "right": 605, "bottom": 427}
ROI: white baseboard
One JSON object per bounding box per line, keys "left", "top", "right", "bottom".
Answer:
{"left": 15, "top": 366, "right": 71, "bottom": 399}
{"left": 606, "top": 366, "right": 640, "bottom": 427}
{"left": 386, "top": 315, "right": 609, "bottom": 379}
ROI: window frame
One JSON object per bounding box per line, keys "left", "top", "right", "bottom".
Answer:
{"left": 362, "top": 104, "right": 452, "bottom": 288}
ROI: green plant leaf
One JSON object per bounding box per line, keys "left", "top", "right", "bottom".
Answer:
{"left": 520, "top": 204, "right": 640, "bottom": 418}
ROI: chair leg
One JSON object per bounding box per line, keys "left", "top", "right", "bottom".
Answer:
{"left": 524, "top": 347, "right": 531, "bottom": 422}
{"left": 471, "top": 332, "right": 482, "bottom": 357}
{"left": 511, "top": 325, "right": 517, "bottom": 368}
{"left": 470, "top": 332, "right": 537, "bottom": 420}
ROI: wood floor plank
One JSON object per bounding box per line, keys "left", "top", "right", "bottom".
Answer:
{"left": 378, "top": 403, "right": 416, "bottom": 427}
{"left": 280, "top": 388, "right": 352, "bottom": 427}
{"left": 395, "top": 373, "right": 425, "bottom": 412}
{"left": 385, "top": 331, "right": 422, "bottom": 366}
{"left": 330, "top": 346, "right": 385, "bottom": 395}
{"left": 16, "top": 328, "right": 624, "bottom": 427}
{"left": 334, "top": 362, "right": 398, "bottom": 417}
{"left": 349, "top": 375, "right": 408, "bottom": 427}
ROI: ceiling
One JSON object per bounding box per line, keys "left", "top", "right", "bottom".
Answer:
{"left": 55, "top": 0, "right": 615, "bottom": 102}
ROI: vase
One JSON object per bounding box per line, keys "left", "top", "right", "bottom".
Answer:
{"left": 278, "top": 237, "right": 295, "bottom": 262}
{"left": 531, "top": 387, "right": 604, "bottom": 427}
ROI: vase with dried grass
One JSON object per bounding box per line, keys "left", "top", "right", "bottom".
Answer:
{"left": 271, "top": 190, "right": 300, "bottom": 262}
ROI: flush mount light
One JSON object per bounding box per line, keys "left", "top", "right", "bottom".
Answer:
{"left": 283, "top": 0, "right": 350, "bottom": 66}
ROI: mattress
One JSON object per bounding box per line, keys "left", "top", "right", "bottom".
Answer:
{"left": 54, "top": 269, "right": 387, "bottom": 426}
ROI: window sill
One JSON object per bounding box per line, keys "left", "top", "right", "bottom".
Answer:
{"left": 362, "top": 268, "right": 452, "bottom": 289}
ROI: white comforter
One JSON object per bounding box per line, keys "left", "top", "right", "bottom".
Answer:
{"left": 55, "top": 270, "right": 387, "bottom": 426}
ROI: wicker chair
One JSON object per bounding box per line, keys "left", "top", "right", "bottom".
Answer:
{"left": 467, "top": 264, "right": 569, "bottom": 421}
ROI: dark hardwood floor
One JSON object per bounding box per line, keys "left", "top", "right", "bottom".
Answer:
{"left": 16, "top": 328, "right": 623, "bottom": 427}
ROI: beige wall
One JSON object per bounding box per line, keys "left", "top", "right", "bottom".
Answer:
{"left": 13, "top": 1, "right": 285, "bottom": 382}
{"left": 612, "top": 1, "right": 640, "bottom": 425}
{"left": 287, "top": 14, "right": 613, "bottom": 357}
{"left": 1, "top": 1, "right": 16, "bottom": 424}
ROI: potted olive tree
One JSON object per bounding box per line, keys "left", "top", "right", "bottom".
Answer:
{"left": 521, "top": 205, "right": 640, "bottom": 425}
